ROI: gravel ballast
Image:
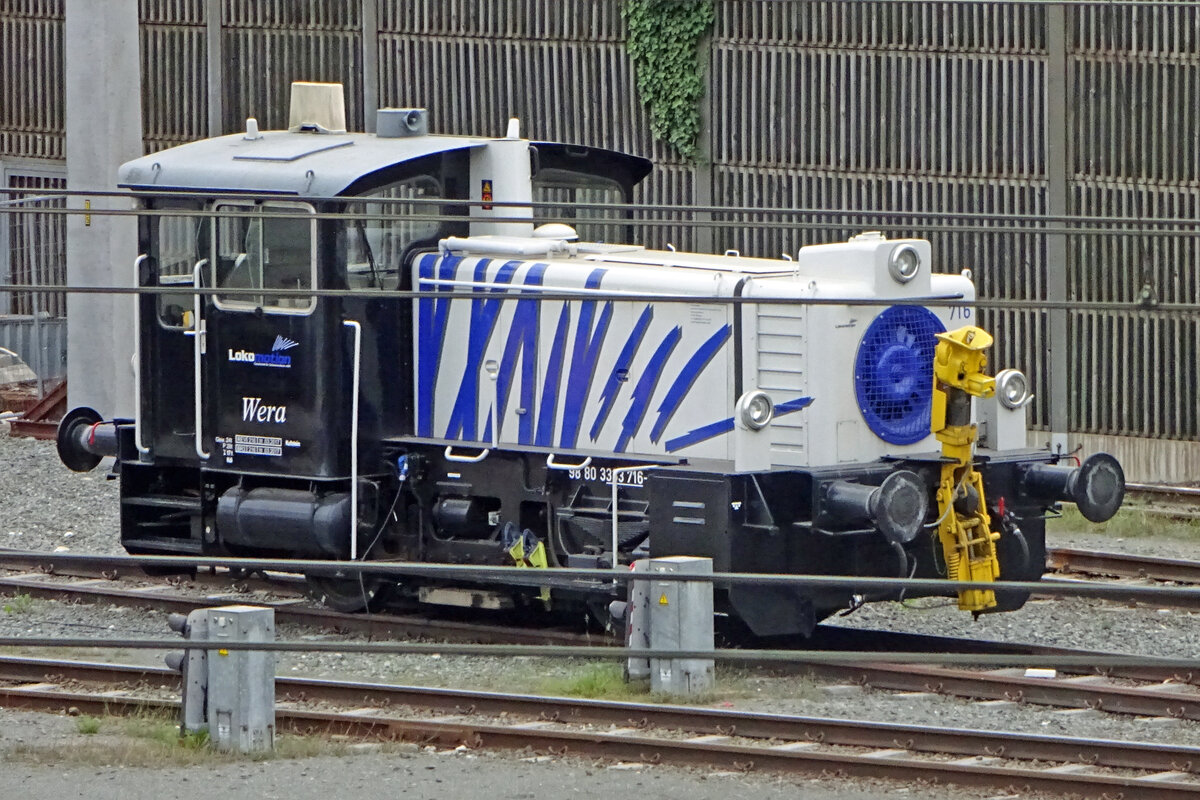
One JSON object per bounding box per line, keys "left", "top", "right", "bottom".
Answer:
{"left": 3, "top": 432, "right": 1200, "bottom": 796}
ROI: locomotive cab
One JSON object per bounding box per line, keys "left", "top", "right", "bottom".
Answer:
{"left": 57, "top": 82, "right": 1125, "bottom": 627}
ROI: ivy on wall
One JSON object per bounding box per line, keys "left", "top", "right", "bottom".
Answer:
{"left": 622, "top": 0, "right": 715, "bottom": 161}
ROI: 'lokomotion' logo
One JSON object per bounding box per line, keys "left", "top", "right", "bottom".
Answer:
{"left": 228, "top": 335, "right": 299, "bottom": 368}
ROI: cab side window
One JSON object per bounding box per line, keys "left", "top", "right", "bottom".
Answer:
{"left": 344, "top": 175, "right": 443, "bottom": 290}
{"left": 533, "top": 170, "right": 627, "bottom": 244}
{"left": 154, "top": 214, "right": 205, "bottom": 328}
{"left": 212, "top": 201, "right": 316, "bottom": 313}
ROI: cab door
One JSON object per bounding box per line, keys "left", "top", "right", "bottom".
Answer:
{"left": 199, "top": 200, "right": 338, "bottom": 478}
{"left": 138, "top": 203, "right": 205, "bottom": 461}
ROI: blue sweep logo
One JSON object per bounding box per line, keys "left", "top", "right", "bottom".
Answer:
{"left": 227, "top": 336, "right": 298, "bottom": 368}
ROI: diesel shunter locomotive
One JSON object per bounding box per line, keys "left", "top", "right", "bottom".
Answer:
{"left": 58, "top": 83, "right": 1125, "bottom": 635}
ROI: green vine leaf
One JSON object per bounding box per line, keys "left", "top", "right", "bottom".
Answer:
{"left": 623, "top": 0, "right": 715, "bottom": 161}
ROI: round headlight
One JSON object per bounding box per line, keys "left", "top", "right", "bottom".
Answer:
{"left": 995, "top": 368, "right": 1032, "bottom": 410}
{"left": 888, "top": 245, "right": 921, "bottom": 283}
{"left": 737, "top": 390, "right": 774, "bottom": 431}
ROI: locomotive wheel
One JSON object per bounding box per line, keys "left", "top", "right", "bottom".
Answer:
{"left": 305, "top": 572, "right": 396, "bottom": 613}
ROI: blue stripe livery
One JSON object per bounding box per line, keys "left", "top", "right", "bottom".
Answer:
{"left": 589, "top": 305, "right": 653, "bottom": 442}
{"left": 416, "top": 253, "right": 775, "bottom": 454}
{"left": 443, "top": 259, "right": 521, "bottom": 440}
{"left": 615, "top": 325, "right": 682, "bottom": 452}
{"left": 416, "top": 253, "right": 461, "bottom": 436}
{"left": 664, "top": 417, "right": 735, "bottom": 452}
{"left": 559, "top": 269, "right": 611, "bottom": 449}
{"left": 649, "top": 324, "right": 731, "bottom": 443}
{"left": 496, "top": 263, "right": 549, "bottom": 444}
{"left": 774, "top": 396, "right": 815, "bottom": 415}
{"left": 664, "top": 395, "right": 813, "bottom": 453}
{"left": 535, "top": 303, "right": 572, "bottom": 446}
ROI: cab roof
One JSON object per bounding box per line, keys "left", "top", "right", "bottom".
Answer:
{"left": 118, "top": 130, "right": 653, "bottom": 198}
{"left": 118, "top": 131, "right": 486, "bottom": 197}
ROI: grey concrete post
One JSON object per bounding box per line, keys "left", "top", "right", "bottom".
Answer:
{"left": 206, "top": 0, "right": 224, "bottom": 136}
{"left": 361, "top": 0, "right": 379, "bottom": 132}
{"left": 693, "top": 33, "right": 714, "bottom": 255}
{"left": 1045, "top": 6, "right": 1070, "bottom": 453}
{"left": 64, "top": 0, "right": 143, "bottom": 419}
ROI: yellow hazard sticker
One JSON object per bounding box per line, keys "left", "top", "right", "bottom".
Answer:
{"left": 218, "top": 649, "right": 229, "bottom": 657}
{"left": 659, "top": 594, "right": 669, "bottom": 605}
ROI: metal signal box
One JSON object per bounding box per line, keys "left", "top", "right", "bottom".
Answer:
{"left": 646, "top": 556, "right": 714, "bottom": 695}
{"left": 198, "top": 605, "right": 275, "bottom": 752}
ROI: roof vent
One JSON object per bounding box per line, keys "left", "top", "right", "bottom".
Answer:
{"left": 377, "top": 108, "right": 428, "bottom": 138}
{"left": 288, "top": 82, "right": 347, "bottom": 134}
{"left": 532, "top": 223, "right": 578, "bottom": 241}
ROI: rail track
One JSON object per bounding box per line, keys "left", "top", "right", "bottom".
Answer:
{"left": 2, "top": 553, "right": 1200, "bottom": 722}
{"left": 1, "top": 654, "right": 1198, "bottom": 798}
{"left": 1047, "top": 546, "right": 1200, "bottom": 586}
{"left": 0, "top": 553, "right": 593, "bottom": 646}
{"left": 1124, "top": 483, "right": 1200, "bottom": 520}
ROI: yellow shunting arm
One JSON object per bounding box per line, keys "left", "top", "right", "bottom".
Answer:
{"left": 930, "top": 326, "right": 1002, "bottom": 612}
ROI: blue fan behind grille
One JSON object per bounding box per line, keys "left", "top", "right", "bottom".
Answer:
{"left": 853, "top": 305, "right": 946, "bottom": 445}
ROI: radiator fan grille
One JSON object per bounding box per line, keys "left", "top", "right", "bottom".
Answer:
{"left": 853, "top": 305, "right": 946, "bottom": 445}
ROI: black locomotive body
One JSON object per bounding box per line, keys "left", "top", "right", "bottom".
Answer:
{"left": 58, "top": 86, "right": 1125, "bottom": 635}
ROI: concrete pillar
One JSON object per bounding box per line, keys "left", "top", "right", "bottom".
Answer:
{"left": 1045, "top": 7, "right": 1070, "bottom": 454}
{"left": 206, "top": 0, "right": 223, "bottom": 137}
{"left": 361, "top": 0, "right": 379, "bottom": 133}
{"left": 64, "top": 0, "right": 143, "bottom": 419}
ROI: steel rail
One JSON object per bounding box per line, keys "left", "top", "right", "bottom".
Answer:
{"left": 802, "top": 626, "right": 1200, "bottom": 685}
{"left": 800, "top": 661, "right": 1200, "bottom": 720}
{"left": 1047, "top": 548, "right": 1200, "bottom": 585}
{"left": 5, "top": 558, "right": 1195, "bottom": 685}
{"left": 3, "top": 566, "right": 1196, "bottom": 680}
{"left": 4, "top": 635, "right": 1200, "bottom": 675}
{"left": 1, "top": 677, "right": 1198, "bottom": 798}
{"left": 1128, "top": 484, "right": 1200, "bottom": 499}
{"left": 0, "top": 653, "right": 1194, "bottom": 773}
{"left": 11, "top": 549, "right": 1200, "bottom": 606}
{"left": 1122, "top": 484, "right": 1200, "bottom": 520}
{"left": 7, "top": 184, "right": 1200, "bottom": 231}
{"left": 4, "top": 557, "right": 1200, "bottom": 666}
{"left": 4, "top": 281, "right": 1200, "bottom": 316}
{"left": 20, "top": 201, "right": 1200, "bottom": 240}
{"left": 0, "top": 574, "right": 591, "bottom": 647}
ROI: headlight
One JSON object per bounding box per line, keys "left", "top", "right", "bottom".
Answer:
{"left": 737, "top": 390, "right": 774, "bottom": 430}
{"left": 888, "top": 244, "right": 921, "bottom": 283}
{"left": 995, "top": 368, "right": 1032, "bottom": 409}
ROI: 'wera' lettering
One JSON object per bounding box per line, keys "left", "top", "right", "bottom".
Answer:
{"left": 241, "top": 396, "right": 287, "bottom": 423}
